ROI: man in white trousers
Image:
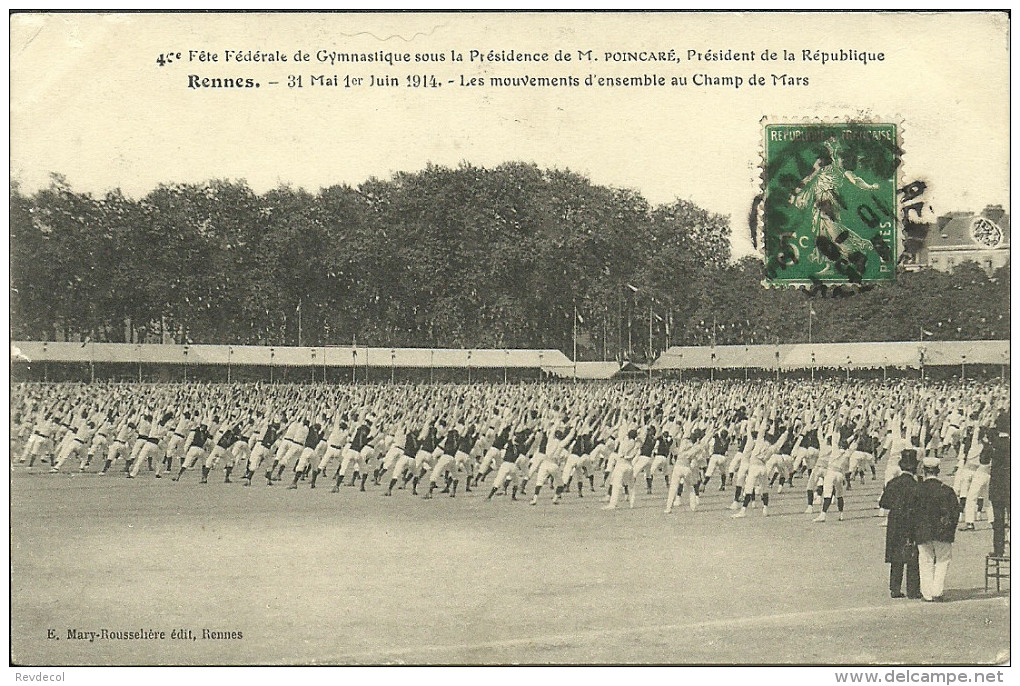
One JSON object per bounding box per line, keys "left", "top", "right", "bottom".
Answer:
{"left": 914, "top": 456, "right": 961, "bottom": 602}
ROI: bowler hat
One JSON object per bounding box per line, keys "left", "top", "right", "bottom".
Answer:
{"left": 898, "top": 449, "right": 918, "bottom": 472}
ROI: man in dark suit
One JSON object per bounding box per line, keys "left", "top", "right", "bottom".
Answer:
{"left": 987, "top": 411, "right": 1010, "bottom": 557}
{"left": 879, "top": 449, "right": 921, "bottom": 599}
{"left": 914, "top": 456, "right": 961, "bottom": 602}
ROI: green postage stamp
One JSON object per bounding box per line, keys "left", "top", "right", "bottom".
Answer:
{"left": 762, "top": 122, "right": 899, "bottom": 286}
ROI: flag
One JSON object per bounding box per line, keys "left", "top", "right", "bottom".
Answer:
{"left": 809, "top": 306, "right": 816, "bottom": 317}
{"left": 80, "top": 335, "right": 91, "bottom": 348}
{"left": 625, "top": 283, "right": 639, "bottom": 293}
{"left": 652, "top": 312, "right": 663, "bottom": 322}
{"left": 296, "top": 300, "right": 302, "bottom": 313}
{"left": 922, "top": 329, "right": 934, "bottom": 336}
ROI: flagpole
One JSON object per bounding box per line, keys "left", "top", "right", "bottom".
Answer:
{"left": 919, "top": 326, "right": 925, "bottom": 382}
{"left": 775, "top": 337, "right": 781, "bottom": 382}
{"left": 617, "top": 285, "right": 623, "bottom": 366}
{"left": 297, "top": 299, "right": 302, "bottom": 348}
{"left": 603, "top": 312, "right": 608, "bottom": 363}
{"left": 648, "top": 303, "right": 654, "bottom": 381}
{"left": 572, "top": 305, "right": 578, "bottom": 383}
{"left": 627, "top": 304, "right": 632, "bottom": 362}
{"left": 809, "top": 305, "right": 814, "bottom": 381}
{"left": 625, "top": 283, "right": 639, "bottom": 363}
{"left": 711, "top": 315, "right": 717, "bottom": 383}
{"left": 648, "top": 304, "right": 653, "bottom": 364}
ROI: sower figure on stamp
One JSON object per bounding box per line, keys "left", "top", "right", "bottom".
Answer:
{"left": 789, "top": 137, "right": 879, "bottom": 275}
{"left": 879, "top": 448, "right": 922, "bottom": 599}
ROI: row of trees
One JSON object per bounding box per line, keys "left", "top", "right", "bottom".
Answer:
{"left": 10, "top": 163, "right": 1009, "bottom": 361}
{"left": 685, "top": 258, "right": 1008, "bottom": 348}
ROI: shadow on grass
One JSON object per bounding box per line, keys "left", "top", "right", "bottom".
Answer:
{"left": 943, "top": 586, "right": 1008, "bottom": 602}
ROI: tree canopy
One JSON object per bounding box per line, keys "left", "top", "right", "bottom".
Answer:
{"left": 9, "top": 164, "right": 1009, "bottom": 360}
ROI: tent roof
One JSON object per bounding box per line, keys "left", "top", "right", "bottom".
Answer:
{"left": 652, "top": 340, "right": 1009, "bottom": 370}
{"left": 11, "top": 342, "right": 573, "bottom": 369}
{"left": 543, "top": 361, "right": 631, "bottom": 379}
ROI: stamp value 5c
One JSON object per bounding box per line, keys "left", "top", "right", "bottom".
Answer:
{"left": 763, "top": 122, "right": 899, "bottom": 286}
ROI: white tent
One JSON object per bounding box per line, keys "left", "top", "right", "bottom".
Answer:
{"left": 652, "top": 340, "right": 1009, "bottom": 370}
{"left": 10, "top": 341, "right": 573, "bottom": 369}
{"left": 10, "top": 344, "right": 31, "bottom": 362}
{"left": 543, "top": 361, "right": 641, "bottom": 380}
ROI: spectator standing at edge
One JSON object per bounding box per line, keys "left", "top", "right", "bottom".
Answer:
{"left": 987, "top": 411, "right": 1010, "bottom": 557}
{"left": 878, "top": 449, "right": 922, "bottom": 599}
{"left": 914, "top": 455, "right": 961, "bottom": 602}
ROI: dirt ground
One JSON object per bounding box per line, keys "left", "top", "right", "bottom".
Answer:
{"left": 10, "top": 464, "right": 1009, "bottom": 665}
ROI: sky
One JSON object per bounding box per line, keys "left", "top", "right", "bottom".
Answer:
{"left": 10, "top": 12, "right": 1010, "bottom": 258}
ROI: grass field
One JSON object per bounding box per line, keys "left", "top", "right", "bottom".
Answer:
{"left": 10, "top": 464, "right": 1009, "bottom": 665}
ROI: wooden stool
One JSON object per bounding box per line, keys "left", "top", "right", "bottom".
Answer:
{"left": 985, "top": 555, "right": 1009, "bottom": 592}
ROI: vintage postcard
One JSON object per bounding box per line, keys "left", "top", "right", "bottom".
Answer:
{"left": 8, "top": 11, "right": 1010, "bottom": 675}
